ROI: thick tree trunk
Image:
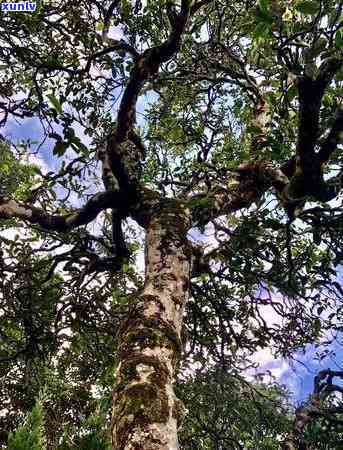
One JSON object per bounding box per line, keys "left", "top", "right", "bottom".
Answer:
{"left": 111, "top": 201, "right": 190, "bottom": 449}
{"left": 282, "top": 435, "right": 297, "bottom": 450}
{"left": 282, "top": 407, "right": 313, "bottom": 450}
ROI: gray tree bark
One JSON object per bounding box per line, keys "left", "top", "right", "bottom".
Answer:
{"left": 111, "top": 200, "right": 190, "bottom": 449}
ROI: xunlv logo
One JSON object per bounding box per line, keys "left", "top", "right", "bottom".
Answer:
{"left": 1, "top": 2, "right": 37, "bottom": 11}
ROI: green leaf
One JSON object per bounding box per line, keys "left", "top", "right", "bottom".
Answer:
{"left": 312, "top": 37, "right": 327, "bottom": 56}
{"left": 335, "top": 28, "right": 343, "bottom": 49}
{"left": 337, "top": 67, "right": 343, "bottom": 81}
{"left": 247, "top": 124, "right": 263, "bottom": 134}
{"left": 8, "top": 401, "right": 46, "bottom": 450}
{"left": 286, "top": 85, "right": 297, "bottom": 102}
{"left": 71, "top": 139, "right": 88, "bottom": 154}
{"left": 259, "top": 0, "right": 270, "bottom": 13}
{"left": 47, "top": 94, "right": 63, "bottom": 115}
{"left": 32, "top": 166, "right": 42, "bottom": 175}
{"left": 254, "top": 22, "right": 271, "bottom": 39}
{"left": 264, "top": 218, "right": 283, "bottom": 230}
{"left": 313, "top": 318, "right": 321, "bottom": 336}
{"left": 187, "top": 196, "right": 214, "bottom": 210}
{"left": 322, "top": 94, "right": 333, "bottom": 107}
{"left": 52, "top": 141, "right": 69, "bottom": 157}
{"left": 295, "top": 1, "right": 320, "bottom": 15}
{"left": 64, "top": 127, "right": 75, "bottom": 140}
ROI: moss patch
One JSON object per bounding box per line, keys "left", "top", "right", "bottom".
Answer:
{"left": 114, "top": 382, "right": 169, "bottom": 450}
{"left": 119, "top": 323, "right": 182, "bottom": 362}
{"left": 117, "top": 355, "right": 169, "bottom": 391}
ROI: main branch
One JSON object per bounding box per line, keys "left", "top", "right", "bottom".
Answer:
{"left": 0, "top": 191, "right": 127, "bottom": 232}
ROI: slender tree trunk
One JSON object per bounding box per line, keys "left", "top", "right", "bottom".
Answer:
{"left": 282, "top": 435, "right": 297, "bottom": 450}
{"left": 282, "top": 407, "right": 313, "bottom": 450}
{"left": 111, "top": 201, "right": 190, "bottom": 449}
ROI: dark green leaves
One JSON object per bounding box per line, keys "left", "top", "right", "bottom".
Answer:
{"left": 47, "top": 94, "right": 63, "bottom": 115}
{"left": 52, "top": 141, "right": 69, "bottom": 157}
{"left": 0, "top": 142, "right": 39, "bottom": 201}
{"left": 51, "top": 128, "right": 88, "bottom": 157}
{"left": 64, "top": 127, "right": 88, "bottom": 154}
{"left": 335, "top": 28, "right": 343, "bottom": 49}
{"left": 295, "top": 1, "right": 320, "bottom": 15}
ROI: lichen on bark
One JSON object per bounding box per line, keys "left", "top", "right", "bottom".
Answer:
{"left": 111, "top": 199, "right": 191, "bottom": 450}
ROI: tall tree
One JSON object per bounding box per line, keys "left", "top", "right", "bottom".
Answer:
{"left": 0, "top": 0, "right": 343, "bottom": 448}
{"left": 178, "top": 368, "right": 292, "bottom": 449}
{"left": 283, "top": 370, "right": 343, "bottom": 450}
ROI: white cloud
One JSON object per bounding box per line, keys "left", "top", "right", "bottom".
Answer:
{"left": 28, "top": 153, "right": 50, "bottom": 174}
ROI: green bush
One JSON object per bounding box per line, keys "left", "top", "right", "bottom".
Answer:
{"left": 8, "top": 401, "right": 46, "bottom": 450}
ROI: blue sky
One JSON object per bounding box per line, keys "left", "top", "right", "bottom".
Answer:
{"left": 280, "top": 340, "right": 343, "bottom": 403}
{"left": 4, "top": 116, "right": 58, "bottom": 170}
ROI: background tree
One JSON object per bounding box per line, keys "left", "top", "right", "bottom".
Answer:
{"left": 283, "top": 370, "right": 343, "bottom": 450}
{"left": 0, "top": 0, "right": 343, "bottom": 449}
{"left": 7, "top": 397, "right": 46, "bottom": 450}
{"left": 177, "top": 368, "right": 292, "bottom": 449}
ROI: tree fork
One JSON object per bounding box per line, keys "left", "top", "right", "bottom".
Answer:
{"left": 111, "top": 200, "right": 191, "bottom": 449}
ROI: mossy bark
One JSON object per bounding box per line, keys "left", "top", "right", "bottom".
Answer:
{"left": 111, "top": 201, "right": 190, "bottom": 450}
